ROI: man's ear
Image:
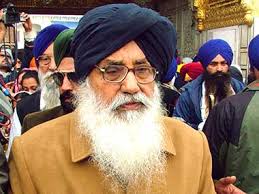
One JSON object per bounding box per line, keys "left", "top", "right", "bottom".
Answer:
{"left": 254, "top": 66, "right": 259, "bottom": 80}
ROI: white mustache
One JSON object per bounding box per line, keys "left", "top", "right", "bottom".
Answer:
{"left": 110, "top": 93, "right": 152, "bottom": 111}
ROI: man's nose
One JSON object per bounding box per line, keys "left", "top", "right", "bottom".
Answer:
{"left": 60, "top": 75, "right": 73, "bottom": 93}
{"left": 120, "top": 71, "right": 140, "bottom": 94}
{"left": 216, "top": 64, "right": 224, "bottom": 71}
{"left": 48, "top": 59, "right": 57, "bottom": 72}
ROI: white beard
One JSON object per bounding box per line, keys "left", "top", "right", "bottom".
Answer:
{"left": 39, "top": 71, "right": 60, "bottom": 110}
{"left": 75, "top": 79, "right": 166, "bottom": 191}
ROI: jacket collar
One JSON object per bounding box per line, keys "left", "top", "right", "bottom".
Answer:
{"left": 70, "top": 113, "right": 176, "bottom": 163}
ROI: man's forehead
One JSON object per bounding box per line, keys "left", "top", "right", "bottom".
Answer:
{"left": 57, "top": 57, "right": 75, "bottom": 72}
{"left": 210, "top": 54, "right": 227, "bottom": 62}
{"left": 42, "top": 43, "right": 54, "bottom": 57}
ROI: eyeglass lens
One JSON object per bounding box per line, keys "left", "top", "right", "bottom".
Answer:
{"left": 103, "top": 65, "right": 156, "bottom": 83}
{"left": 52, "top": 72, "right": 76, "bottom": 86}
{"left": 38, "top": 55, "right": 51, "bottom": 66}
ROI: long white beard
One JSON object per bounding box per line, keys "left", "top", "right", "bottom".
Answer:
{"left": 39, "top": 71, "right": 60, "bottom": 110}
{"left": 75, "top": 79, "right": 166, "bottom": 191}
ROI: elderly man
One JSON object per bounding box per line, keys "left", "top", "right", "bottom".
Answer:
{"left": 8, "top": 4, "right": 244, "bottom": 194}
{"left": 22, "top": 29, "right": 76, "bottom": 133}
{"left": 203, "top": 35, "right": 259, "bottom": 193}
{"left": 15, "top": 24, "right": 68, "bottom": 124}
{"left": 174, "top": 39, "right": 244, "bottom": 130}
{"left": 6, "top": 24, "right": 68, "bottom": 158}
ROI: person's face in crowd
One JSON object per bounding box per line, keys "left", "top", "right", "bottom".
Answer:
{"left": 53, "top": 57, "right": 76, "bottom": 113}
{"left": 37, "top": 43, "right": 56, "bottom": 75}
{"left": 15, "top": 59, "right": 22, "bottom": 70}
{"left": 203, "top": 54, "right": 232, "bottom": 106}
{"left": 206, "top": 54, "right": 229, "bottom": 75}
{"left": 88, "top": 41, "right": 156, "bottom": 110}
{"left": 247, "top": 66, "right": 259, "bottom": 84}
{"left": 21, "top": 77, "right": 39, "bottom": 93}
{"left": 0, "top": 51, "right": 12, "bottom": 73}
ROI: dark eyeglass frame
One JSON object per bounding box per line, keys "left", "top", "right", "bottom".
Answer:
{"left": 36, "top": 55, "right": 52, "bottom": 66}
{"left": 95, "top": 65, "right": 159, "bottom": 84}
{"left": 52, "top": 72, "right": 76, "bottom": 86}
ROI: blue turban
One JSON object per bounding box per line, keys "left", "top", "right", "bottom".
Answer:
{"left": 71, "top": 3, "right": 177, "bottom": 82}
{"left": 248, "top": 35, "right": 259, "bottom": 71}
{"left": 162, "top": 57, "right": 177, "bottom": 82}
{"left": 193, "top": 39, "right": 233, "bottom": 69}
{"left": 33, "top": 24, "right": 69, "bottom": 66}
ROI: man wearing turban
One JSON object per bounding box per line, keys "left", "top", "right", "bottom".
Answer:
{"left": 6, "top": 24, "right": 68, "bottom": 158}
{"left": 174, "top": 39, "right": 245, "bottom": 130}
{"left": 21, "top": 29, "right": 76, "bottom": 133}
{"left": 203, "top": 35, "right": 259, "bottom": 193}
{"left": 8, "top": 4, "right": 239, "bottom": 194}
{"left": 15, "top": 24, "right": 68, "bottom": 124}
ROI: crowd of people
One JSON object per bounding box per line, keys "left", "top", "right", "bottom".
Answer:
{"left": 0, "top": 3, "right": 258, "bottom": 194}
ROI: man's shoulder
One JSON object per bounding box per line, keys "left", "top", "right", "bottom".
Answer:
{"left": 24, "top": 106, "right": 64, "bottom": 122}
{"left": 162, "top": 116, "right": 205, "bottom": 146}
{"left": 180, "top": 75, "right": 203, "bottom": 93}
{"left": 230, "top": 77, "right": 245, "bottom": 92}
{"left": 22, "top": 106, "right": 65, "bottom": 133}
{"left": 217, "top": 89, "right": 255, "bottom": 109}
{"left": 16, "top": 112, "right": 73, "bottom": 146}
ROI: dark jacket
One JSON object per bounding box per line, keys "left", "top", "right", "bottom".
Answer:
{"left": 16, "top": 91, "right": 41, "bottom": 124}
{"left": 22, "top": 106, "right": 66, "bottom": 134}
{"left": 203, "top": 80, "right": 259, "bottom": 193}
{"left": 173, "top": 75, "right": 245, "bottom": 129}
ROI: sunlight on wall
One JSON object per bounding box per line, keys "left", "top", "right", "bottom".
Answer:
{"left": 252, "top": 0, "right": 259, "bottom": 16}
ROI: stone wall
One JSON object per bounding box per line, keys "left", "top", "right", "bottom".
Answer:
{"left": 157, "top": 0, "right": 199, "bottom": 59}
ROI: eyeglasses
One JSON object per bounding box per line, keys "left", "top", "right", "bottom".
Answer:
{"left": 36, "top": 55, "right": 52, "bottom": 67}
{"left": 95, "top": 65, "right": 158, "bottom": 84}
{"left": 52, "top": 72, "right": 77, "bottom": 86}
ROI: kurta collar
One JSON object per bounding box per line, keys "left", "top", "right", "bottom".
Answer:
{"left": 70, "top": 114, "right": 176, "bottom": 162}
{"left": 70, "top": 112, "right": 92, "bottom": 162}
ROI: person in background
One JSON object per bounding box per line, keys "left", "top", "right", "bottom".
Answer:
{"left": 174, "top": 39, "right": 244, "bottom": 130}
{"left": 161, "top": 57, "right": 180, "bottom": 116}
{"left": 9, "top": 4, "right": 243, "bottom": 194}
{"left": 15, "top": 24, "right": 68, "bottom": 124}
{"left": 0, "top": 47, "right": 13, "bottom": 83}
{"left": 203, "top": 35, "right": 259, "bottom": 194}
{"left": 22, "top": 29, "right": 76, "bottom": 133}
{"left": 20, "top": 70, "right": 39, "bottom": 93}
{"left": 179, "top": 61, "right": 204, "bottom": 84}
{"left": 7, "top": 24, "right": 68, "bottom": 159}
{"left": 0, "top": 10, "right": 11, "bottom": 193}
{"left": 229, "top": 65, "right": 243, "bottom": 83}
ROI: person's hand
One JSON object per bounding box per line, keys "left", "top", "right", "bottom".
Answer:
{"left": 5, "top": 81, "right": 15, "bottom": 97}
{"left": 20, "top": 12, "right": 32, "bottom": 32}
{"left": 214, "top": 176, "right": 246, "bottom": 194}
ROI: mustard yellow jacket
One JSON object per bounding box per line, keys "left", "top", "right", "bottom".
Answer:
{"left": 9, "top": 112, "right": 216, "bottom": 194}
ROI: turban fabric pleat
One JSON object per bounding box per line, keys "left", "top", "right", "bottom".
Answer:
{"left": 54, "top": 29, "right": 75, "bottom": 67}
{"left": 194, "top": 39, "right": 233, "bottom": 69}
{"left": 33, "top": 24, "right": 69, "bottom": 66}
{"left": 71, "top": 3, "right": 177, "bottom": 82}
{"left": 248, "top": 35, "right": 259, "bottom": 71}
